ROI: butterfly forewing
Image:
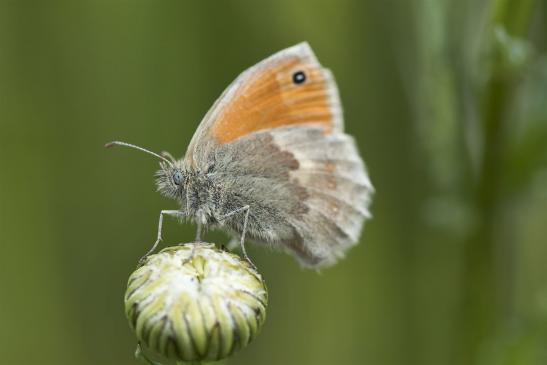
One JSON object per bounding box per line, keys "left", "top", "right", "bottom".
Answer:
{"left": 186, "top": 42, "right": 343, "bottom": 165}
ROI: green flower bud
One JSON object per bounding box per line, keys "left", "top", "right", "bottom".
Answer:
{"left": 125, "top": 243, "right": 268, "bottom": 363}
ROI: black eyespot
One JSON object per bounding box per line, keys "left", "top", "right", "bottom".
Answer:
{"left": 172, "top": 171, "right": 183, "bottom": 185}
{"left": 292, "top": 70, "right": 306, "bottom": 84}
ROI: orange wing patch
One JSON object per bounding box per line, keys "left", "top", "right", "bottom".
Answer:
{"left": 211, "top": 57, "right": 336, "bottom": 144}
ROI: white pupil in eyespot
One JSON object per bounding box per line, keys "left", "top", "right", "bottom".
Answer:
{"left": 173, "top": 171, "right": 183, "bottom": 185}
{"left": 292, "top": 71, "right": 306, "bottom": 84}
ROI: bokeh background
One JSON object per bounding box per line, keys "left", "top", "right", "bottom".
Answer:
{"left": 1, "top": 1, "right": 547, "bottom": 364}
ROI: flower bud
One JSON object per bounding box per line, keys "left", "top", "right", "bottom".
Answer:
{"left": 125, "top": 243, "right": 268, "bottom": 363}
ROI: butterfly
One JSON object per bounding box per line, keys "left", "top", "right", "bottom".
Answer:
{"left": 107, "top": 42, "right": 373, "bottom": 268}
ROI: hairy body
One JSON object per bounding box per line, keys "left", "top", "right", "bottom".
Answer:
{"left": 156, "top": 126, "right": 371, "bottom": 267}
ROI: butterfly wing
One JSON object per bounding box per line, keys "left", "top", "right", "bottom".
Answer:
{"left": 186, "top": 42, "right": 373, "bottom": 267}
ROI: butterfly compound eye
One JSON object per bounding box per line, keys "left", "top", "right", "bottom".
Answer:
{"left": 292, "top": 70, "right": 306, "bottom": 84}
{"left": 172, "top": 171, "right": 183, "bottom": 185}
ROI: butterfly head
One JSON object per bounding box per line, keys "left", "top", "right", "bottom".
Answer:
{"left": 155, "top": 160, "right": 188, "bottom": 202}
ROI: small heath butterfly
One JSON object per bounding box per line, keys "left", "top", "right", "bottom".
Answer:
{"left": 107, "top": 42, "right": 373, "bottom": 267}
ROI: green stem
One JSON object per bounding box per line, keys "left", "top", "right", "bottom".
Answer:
{"left": 461, "top": 71, "right": 511, "bottom": 365}
{"left": 460, "top": 0, "right": 537, "bottom": 363}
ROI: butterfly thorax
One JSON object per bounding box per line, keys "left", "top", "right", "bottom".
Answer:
{"left": 156, "top": 161, "right": 220, "bottom": 224}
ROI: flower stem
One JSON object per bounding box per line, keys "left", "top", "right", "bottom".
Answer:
{"left": 460, "top": 0, "right": 537, "bottom": 363}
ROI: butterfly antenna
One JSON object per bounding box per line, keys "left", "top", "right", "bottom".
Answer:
{"left": 105, "top": 141, "right": 173, "bottom": 165}
{"left": 160, "top": 151, "right": 177, "bottom": 163}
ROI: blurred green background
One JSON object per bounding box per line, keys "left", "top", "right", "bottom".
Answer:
{"left": 1, "top": 1, "right": 547, "bottom": 364}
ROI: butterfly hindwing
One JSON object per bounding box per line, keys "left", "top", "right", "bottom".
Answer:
{"left": 208, "top": 126, "right": 372, "bottom": 267}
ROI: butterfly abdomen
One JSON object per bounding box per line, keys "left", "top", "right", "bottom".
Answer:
{"left": 210, "top": 172, "right": 305, "bottom": 244}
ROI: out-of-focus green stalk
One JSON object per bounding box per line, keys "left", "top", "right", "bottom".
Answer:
{"left": 462, "top": 68, "right": 511, "bottom": 365}
{"left": 461, "top": 0, "right": 537, "bottom": 363}
{"left": 492, "top": 0, "right": 537, "bottom": 36}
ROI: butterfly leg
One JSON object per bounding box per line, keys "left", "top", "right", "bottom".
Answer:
{"left": 219, "top": 205, "right": 255, "bottom": 269}
{"left": 195, "top": 214, "right": 204, "bottom": 242}
{"left": 139, "top": 209, "right": 185, "bottom": 264}
{"left": 185, "top": 211, "right": 206, "bottom": 262}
